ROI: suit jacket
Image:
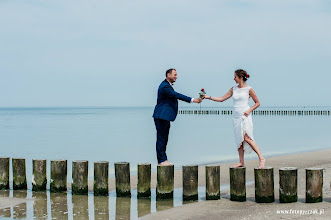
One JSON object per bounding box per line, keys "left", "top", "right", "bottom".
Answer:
{"left": 153, "top": 79, "right": 192, "bottom": 121}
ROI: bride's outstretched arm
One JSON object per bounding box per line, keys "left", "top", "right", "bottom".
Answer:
{"left": 202, "top": 88, "right": 233, "bottom": 102}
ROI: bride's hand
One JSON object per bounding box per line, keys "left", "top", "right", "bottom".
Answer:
{"left": 202, "top": 94, "right": 207, "bottom": 99}
{"left": 243, "top": 110, "right": 251, "bottom": 117}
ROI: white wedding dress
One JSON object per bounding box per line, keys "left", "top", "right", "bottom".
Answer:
{"left": 232, "top": 85, "right": 254, "bottom": 153}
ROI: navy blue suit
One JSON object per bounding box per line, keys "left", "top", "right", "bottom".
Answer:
{"left": 153, "top": 80, "right": 192, "bottom": 163}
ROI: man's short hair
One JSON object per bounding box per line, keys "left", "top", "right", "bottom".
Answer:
{"left": 166, "top": 68, "right": 176, "bottom": 77}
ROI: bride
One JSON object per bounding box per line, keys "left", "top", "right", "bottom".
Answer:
{"left": 203, "top": 69, "right": 266, "bottom": 169}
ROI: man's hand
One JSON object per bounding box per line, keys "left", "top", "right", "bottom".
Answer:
{"left": 193, "top": 98, "right": 202, "bottom": 103}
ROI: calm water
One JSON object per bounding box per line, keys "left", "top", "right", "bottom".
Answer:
{"left": 0, "top": 106, "right": 330, "bottom": 219}
{"left": 0, "top": 106, "right": 330, "bottom": 182}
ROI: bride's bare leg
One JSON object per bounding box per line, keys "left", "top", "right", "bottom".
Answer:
{"left": 233, "top": 145, "right": 245, "bottom": 167}
{"left": 244, "top": 134, "right": 266, "bottom": 168}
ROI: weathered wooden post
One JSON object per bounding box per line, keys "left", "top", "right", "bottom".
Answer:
{"left": 0, "top": 157, "right": 10, "bottom": 189}
{"left": 50, "top": 160, "right": 67, "bottom": 192}
{"left": 254, "top": 167, "right": 274, "bottom": 203}
{"left": 306, "top": 168, "right": 323, "bottom": 203}
{"left": 137, "top": 163, "right": 151, "bottom": 198}
{"left": 72, "top": 160, "right": 88, "bottom": 195}
{"left": 32, "top": 159, "right": 47, "bottom": 191}
{"left": 206, "top": 165, "right": 220, "bottom": 200}
{"left": 12, "top": 158, "right": 27, "bottom": 190}
{"left": 183, "top": 165, "right": 198, "bottom": 201}
{"left": 115, "top": 162, "right": 131, "bottom": 197}
{"left": 94, "top": 161, "right": 109, "bottom": 196}
{"left": 230, "top": 167, "right": 246, "bottom": 202}
{"left": 279, "top": 167, "right": 297, "bottom": 203}
{"left": 156, "top": 165, "right": 174, "bottom": 200}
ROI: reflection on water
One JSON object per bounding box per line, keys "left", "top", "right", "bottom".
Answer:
{"left": 116, "top": 197, "right": 131, "bottom": 220}
{"left": 33, "top": 192, "right": 47, "bottom": 219}
{"left": 72, "top": 195, "right": 89, "bottom": 220}
{"left": 13, "top": 191, "right": 27, "bottom": 219}
{"left": 156, "top": 199, "right": 173, "bottom": 212}
{"left": 0, "top": 186, "right": 215, "bottom": 219}
{"left": 94, "top": 195, "right": 109, "bottom": 220}
{"left": 0, "top": 190, "right": 11, "bottom": 218}
{"left": 137, "top": 198, "right": 151, "bottom": 218}
{"left": 50, "top": 192, "right": 68, "bottom": 219}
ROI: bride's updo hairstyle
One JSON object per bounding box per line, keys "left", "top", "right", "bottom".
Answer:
{"left": 235, "top": 69, "right": 250, "bottom": 82}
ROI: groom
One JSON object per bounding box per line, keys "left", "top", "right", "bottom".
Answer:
{"left": 153, "top": 68, "right": 202, "bottom": 166}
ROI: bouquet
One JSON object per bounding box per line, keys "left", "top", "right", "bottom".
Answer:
{"left": 199, "top": 88, "right": 206, "bottom": 112}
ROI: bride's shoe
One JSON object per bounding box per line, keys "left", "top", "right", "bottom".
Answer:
{"left": 258, "top": 158, "right": 266, "bottom": 169}
{"left": 232, "top": 162, "right": 245, "bottom": 168}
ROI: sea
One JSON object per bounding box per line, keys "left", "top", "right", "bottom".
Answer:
{"left": 0, "top": 106, "right": 330, "bottom": 219}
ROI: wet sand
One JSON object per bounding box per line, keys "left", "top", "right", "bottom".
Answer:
{"left": 0, "top": 149, "right": 330, "bottom": 219}
{"left": 140, "top": 148, "right": 331, "bottom": 220}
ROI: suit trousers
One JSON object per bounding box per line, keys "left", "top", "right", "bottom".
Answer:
{"left": 154, "top": 118, "right": 170, "bottom": 163}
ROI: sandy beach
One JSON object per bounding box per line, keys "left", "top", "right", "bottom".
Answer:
{"left": 0, "top": 148, "right": 330, "bottom": 219}
{"left": 140, "top": 148, "right": 331, "bottom": 220}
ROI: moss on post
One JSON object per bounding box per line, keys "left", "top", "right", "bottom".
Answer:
{"left": 156, "top": 165, "right": 174, "bottom": 200}
{"left": 206, "top": 165, "right": 220, "bottom": 200}
{"left": 306, "top": 168, "right": 323, "bottom": 203}
{"left": 12, "top": 158, "right": 27, "bottom": 190}
{"left": 279, "top": 167, "right": 297, "bottom": 203}
{"left": 137, "top": 163, "right": 151, "bottom": 198}
{"left": 254, "top": 167, "right": 274, "bottom": 203}
{"left": 115, "top": 162, "right": 131, "bottom": 197}
{"left": 0, "top": 157, "right": 10, "bottom": 189}
{"left": 72, "top": 160, "right": 88, "bottom": 195}
{"left": 183, "top": 165, "right": 198, "bottom": 201}
{"left": 94, "top": 161, "right": 109, "bottom": 196}
{"left": 230, "top": 167, "right": 246, "bottom": 202}
{"left": 50, "top": 160, "right": 67, "bottom": 192}
{"left": 32, "top": 159, "right": 47, "bottom": 191}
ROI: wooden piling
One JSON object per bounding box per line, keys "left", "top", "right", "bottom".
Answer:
{"left": 137, "top": 163, "right": 151, "bottom": 198}
{"left": 156, "top": 165, "right": 174, "bottom": 200}
{"left": 115, "top": 162, "right": 131, "bottom": 197}
{"left": 32, "top": 159, "right": 47, "bottom": 191}
{"left": 254, "top": 167, "right": 274, "bottom": 203}
{"left": 306, "top": 168, "right": 323, "bottom": 203}
{"left": 12, "top": 158, "right": 27, "bottom": 190}
{"left": 72, "top": 160, "right": 88, "bottom": 195}
{"left": 230, "top": 167, "right": 246, "bottom": 202}
{"left": 182, "top": 165, "right": 198, "bottom": 201}
{"left": 279, "top": 167, "right": 297, "bottom": 203}
{"left": 94, "top": 161, "right": 109, "bottom": 196}
{"left": 50, "top": 160, "right": 67, "bottom": 192}
{"left": 0, "top": 157, "right": 10, "bottom": 189}
{"left": 205, "top": 165, "right": 220, "bottom": 200}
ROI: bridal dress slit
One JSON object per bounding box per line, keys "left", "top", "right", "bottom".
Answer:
{"left": 232, "top": 85, "right": 254, "bottom": 153}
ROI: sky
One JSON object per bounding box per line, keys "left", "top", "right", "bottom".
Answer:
{"left": 1, "top": 0, "right": 331, "bottom": 107}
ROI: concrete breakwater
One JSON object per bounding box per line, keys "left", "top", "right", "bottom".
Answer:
{"left": 0, "top": 157, "right": 326, "bottom": 203}
{"left": 178, "top": 109, "right": 331, "bottom": 115}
